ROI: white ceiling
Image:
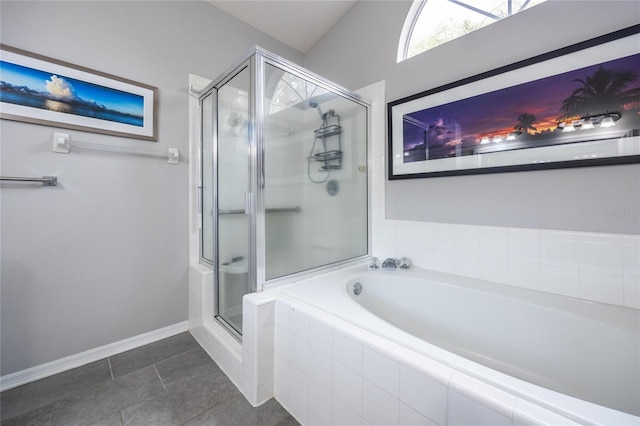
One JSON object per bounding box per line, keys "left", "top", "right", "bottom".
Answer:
{"left": 206, "top": 0, "right": 357, "bottom": 53}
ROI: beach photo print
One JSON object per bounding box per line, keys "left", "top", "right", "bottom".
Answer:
{"left": 0, "top": 45, "right": 157, "bottom": 141}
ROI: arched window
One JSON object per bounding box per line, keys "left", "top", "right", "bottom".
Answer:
{"left": 268, "top": 71, "right": 327, "bottom": 115}
{"left": 398, "top": 0, "right": 546, "bottom": 62}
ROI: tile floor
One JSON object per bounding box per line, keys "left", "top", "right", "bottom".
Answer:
{"left": 0, "top": 332, "right": 298, "bottom": 426}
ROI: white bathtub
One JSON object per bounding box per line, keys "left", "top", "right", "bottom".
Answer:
{"left": 275, "top": 264, "right": 640, "bottom": 425}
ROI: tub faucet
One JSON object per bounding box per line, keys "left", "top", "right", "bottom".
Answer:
{"left": 381, "top": 257, "right": 411, "bottom": 269}
{"left": 382, "top": 258, "right": 399, "bottom": 269}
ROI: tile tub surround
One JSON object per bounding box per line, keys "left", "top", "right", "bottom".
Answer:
{"left": 0, "top": 332, "right": 297, "bottom": 426}
{"left": 372, "top": 220, "right": 640, "bottom": 310}
{"left": 270, "top": 265, "right": 639, "bottom": 426}
{"left": 273, "top": 294, "right": 638, "bottom": 426}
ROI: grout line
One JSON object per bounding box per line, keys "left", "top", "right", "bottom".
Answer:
{"left": 160, "top": 346, "right": 199, "bottom": 365}
{"left": 181, "top": 390, "right": 242, "bottom": 426}
{"left": 107, "top": 357, "right": 114, "bottom": 380}
{"left": 154, "top": 365, "right": 167, "bottom": 390}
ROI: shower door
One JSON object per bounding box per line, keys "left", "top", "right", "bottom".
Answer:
{"left": 215, "top": 65, "right": 252, "bottom": 335}
{"left": 198, "top": 47, "right": 369, "bottom": 339}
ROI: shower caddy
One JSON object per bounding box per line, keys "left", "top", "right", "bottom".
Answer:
{"left": 310, "top": 112, "right": 342, "bottom": 172}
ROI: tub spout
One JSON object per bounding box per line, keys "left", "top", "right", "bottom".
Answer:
{"left": 380, "top": 257, "right": 411, "bottom": 269}
{"left": 382, "top": 258, "right": 399, "bottom": 269}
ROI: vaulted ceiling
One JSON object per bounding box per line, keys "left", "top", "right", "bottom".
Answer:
{"left": 206, "top": 0, "right": 358, "bottom": 53}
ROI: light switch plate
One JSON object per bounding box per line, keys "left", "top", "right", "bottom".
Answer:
{"left": 168, "top": 148, "right": 180, "bottom": 164}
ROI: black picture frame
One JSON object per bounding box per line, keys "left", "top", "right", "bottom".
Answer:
{"left": 387, "top": 25, "right": 640, "bottom": 179}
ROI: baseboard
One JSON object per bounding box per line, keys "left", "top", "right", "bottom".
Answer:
{"left": 0, "top": 321, "right": 189, "bottom": 392}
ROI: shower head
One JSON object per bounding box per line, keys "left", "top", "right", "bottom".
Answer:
{"left": 309, "top": 99, "right": 336, "bottom": 121}
{"left": 309, "top": 99, "right": 325, "bottom": 121}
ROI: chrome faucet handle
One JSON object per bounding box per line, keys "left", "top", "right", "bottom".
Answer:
{"left": 399, "top": 257, "right": 412, "bottom": 269}
{"left": 369, "top": 256, "right": 380, "bottom": 269}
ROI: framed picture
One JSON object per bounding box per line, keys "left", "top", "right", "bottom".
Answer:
{"left": 388, "top": 25, "right": 640, "bottom": 179}
{"left": 0, "top": 45, "right": 157, "bottom": 141}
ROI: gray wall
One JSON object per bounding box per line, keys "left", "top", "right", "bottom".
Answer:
{"left": 304, "top": 0, "right": 640, "bottom": 234}
{"left": 0, "top": 0, "right": 302, "bottom": 376}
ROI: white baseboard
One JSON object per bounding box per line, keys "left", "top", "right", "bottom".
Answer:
{"left": 0, "top": 321, "right": 189, "bottom": 392}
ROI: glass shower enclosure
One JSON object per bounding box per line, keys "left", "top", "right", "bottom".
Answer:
{"left": 199, "top": 47, "right": 370, "bottom": 338}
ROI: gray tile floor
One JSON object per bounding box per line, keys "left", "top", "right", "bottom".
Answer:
{"left": 0, "top": 332, "right": 298, "bottom": 426}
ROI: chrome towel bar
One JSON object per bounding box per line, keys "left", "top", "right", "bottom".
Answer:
{"left": 0, "top": 176, "right": 58, "bottom": 186}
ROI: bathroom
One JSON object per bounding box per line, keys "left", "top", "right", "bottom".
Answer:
{"left": 1, "top": 1, "right": 639, "bottom": 425}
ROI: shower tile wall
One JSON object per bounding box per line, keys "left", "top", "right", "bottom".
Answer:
{"left": 372, "top": 219, "right": 639, "bottom": 309}
{"left": 264, "top": 102, "right": 322, "bottom": 279}
{"left": 302, "top": 101, "right": 368, "bottom": 267}
{"left": 265, "top": 100, "right": 368, "bottom": 279}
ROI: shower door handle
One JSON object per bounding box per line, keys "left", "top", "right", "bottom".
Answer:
{"left": 244, "top": 192, "right": 254, "bottom": 215}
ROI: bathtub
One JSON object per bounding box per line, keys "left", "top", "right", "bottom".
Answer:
{"left": 274, "top": 264, "right": 639, "bottom": 425}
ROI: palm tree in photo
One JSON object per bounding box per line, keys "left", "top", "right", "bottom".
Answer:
{"left": 559, "top": 66, "right": 640, "bottom": 120}
{"left": 513, "top": 112, "right": 537, "bottom": 135}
